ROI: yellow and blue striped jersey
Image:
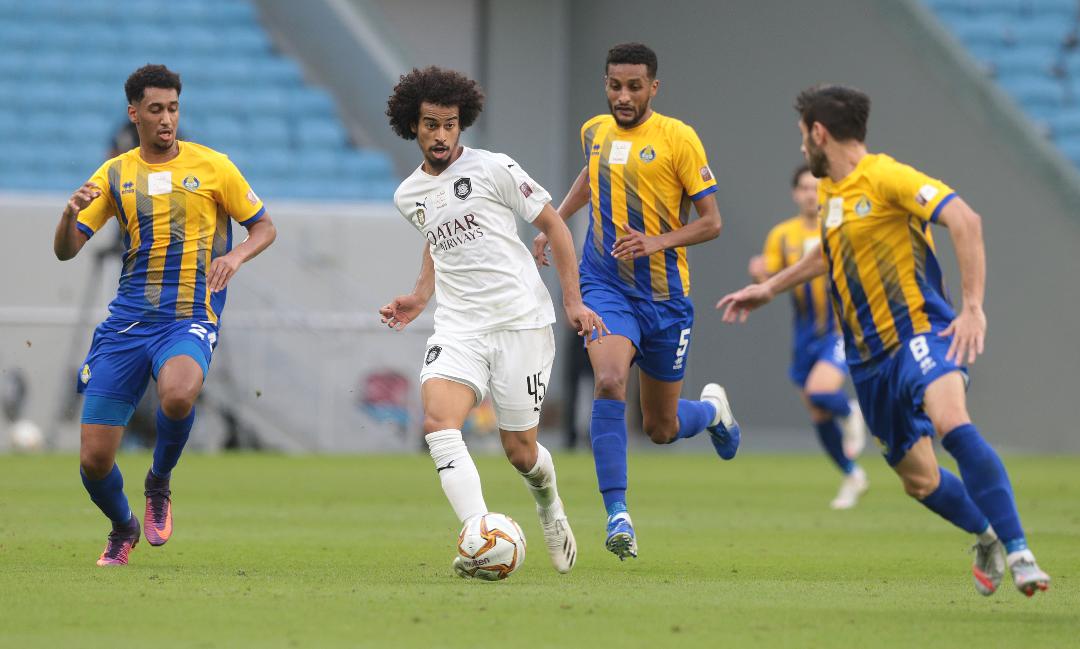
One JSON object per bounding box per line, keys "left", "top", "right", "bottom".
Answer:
{"left": 762, "top": 215, "right": 836, "bottom": 342}
{"left": 76, "top": 141, "right": 265, "bottom": 325}
{"left": 817, "top": 153, "right": 956, "bottom": 378}
{"left": 579, "top": 112, "right": 717, "bottom": 301}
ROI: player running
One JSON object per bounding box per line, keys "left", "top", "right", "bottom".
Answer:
{"left": 379, "top": 66, "right": 606, "bottom": 577}
{"left": 53, "top": 65, "right": 276, "bottom": 566}
{"left": 532, "top": 43, "right": 739, "bottom": 560}
{"left": 718, "top": 84, "right": 1050, "bottom": 597}
{"left": 748, "top": 164, "right": 868, "bottom": 510}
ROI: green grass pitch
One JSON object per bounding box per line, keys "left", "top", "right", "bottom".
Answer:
{"left": 1, "top": 451, "right": 1077, "bottom": 648}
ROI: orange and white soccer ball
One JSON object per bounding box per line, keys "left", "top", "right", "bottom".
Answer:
{"left": 456, "top": 512, "right": 526, "bottom": 581}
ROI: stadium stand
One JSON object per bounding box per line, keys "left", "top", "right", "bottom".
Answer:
{"left": 925, "top": 0, "right": 1080, "bottom": 164}
{"left": 0, "top": 0, "right": 397, "bottom": 200}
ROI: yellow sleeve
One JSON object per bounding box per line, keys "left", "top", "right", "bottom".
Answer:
{"left": 878, "top": 159, "right": 956, "bottom": 223}
{"left": 75, "top": 161, "right": 117, "bottom": 238}
{"left": 217, "top": 156, "right": 265, "bottom": 225}
{"left": 762, "top": 224, "right": 785, "bottom": 274}
{"left": 673, "top": 123, "right": 717, "bottom": 201}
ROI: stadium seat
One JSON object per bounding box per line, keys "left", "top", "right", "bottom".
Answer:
{"left": 998, "top": 76, "right": 1066, "bottom": 107}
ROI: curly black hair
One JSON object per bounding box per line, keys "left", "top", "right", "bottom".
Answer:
{"left": 386, "top": 66, "right": 485, "bottom": 140}
{"left": 125, "top": 64, "right": 182, "bottom": 105}
{"left": 606, "top": 42, "right": 658, "bottom": 79}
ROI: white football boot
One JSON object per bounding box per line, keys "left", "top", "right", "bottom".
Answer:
{"left": 829, "top": 466, "right": 869, "bottom": 510}
{"left": 971, "top": 537, "right": 1005, "bottom": 596}
{"left": 539, "top": 498, "right": 576, "bottom": 574}
{"left": 1008, "top": 550, "right": 1051, "bottom": 597}
{"left": 839, "top": 399, "right": 867, "bottom": 459}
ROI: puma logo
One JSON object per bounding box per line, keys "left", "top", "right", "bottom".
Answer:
{"left": 436, "top": 461, "right": 455, "bottom": 473}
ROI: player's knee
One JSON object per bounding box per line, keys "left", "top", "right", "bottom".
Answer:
{"left": 643, "top": 420, "right": 678, "bottom": 445}
{"left": 806, "top": 405, "right": 831, "bottom": 424}
{"left": 901, "top": 471, "right": 940, "bottom": 500}
{"left": 593, "top": 371, "right": 627, "bottom": 400}
{"left": 933, "top": 413, "right": 972, "bottom": 438}
{"left": 159, "top": 391, "right": 196, "bottom": 420}
{"left": 79, "top": 448, "right": 113, "bottom": 480}
{"left": 502, "top": 439, "right": 536, "bottom": 473}
{"left": 422, "top": 414, "right": 459, "bottom": 435}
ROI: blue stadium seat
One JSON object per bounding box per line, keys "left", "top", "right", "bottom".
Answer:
{"left": 990, "top": 47, "right": 1059, "bottom": 77}
{"left": 296, "top": 119, "right": 348, "bottom": 149}
{"left": 1007, "top": 19, "right": 1071, "bottom": 46}
{"left": 998, "top": 76, "right": 1066, "bottom": 108}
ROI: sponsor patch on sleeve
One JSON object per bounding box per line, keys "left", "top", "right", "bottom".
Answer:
{"left": 519, "top": 182, "right": 533, "bottom": 198}
{"left": 915, "top": 184, "right": 938, "bottom": 207}
{"left": 700, "top": 166, "right": 713, "bottom": 182}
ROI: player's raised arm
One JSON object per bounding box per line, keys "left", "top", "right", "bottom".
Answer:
{"left": 379, "top": 243, "right": 435, "bottom": 331}
{"left": 533, "top": 166, "right": 591, "bottom": 267}
{"left": 532, "top": 204, "right": 608, "bottom": 340}
{"left": 933, "top": 197, "right": 987, "bottom": 364}
{"left": 54, "top": 182, "right": 102, "bottom": 260}
{"left": 717, "top": 243, "right": 828, "bottom": 323}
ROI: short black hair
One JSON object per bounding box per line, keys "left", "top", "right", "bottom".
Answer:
{"left": 794, "top": 84, "right": 870, "bottom": 142}
{"left": 606, "top": 42, "right": 658, "bottom": 79}
{"left": 125, "top": 64, "right": 182, "bottom": 105}
{"left": 791, "top": 163, "right": 811, "bottom": 188}
{"left": 385, "top": 66, "right": 485, "bottom": 140}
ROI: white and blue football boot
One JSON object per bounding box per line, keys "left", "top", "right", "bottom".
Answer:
{"left": 700, "top": 383, "right": 740, "bottom": 460}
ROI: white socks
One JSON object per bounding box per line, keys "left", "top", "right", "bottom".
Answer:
{"left": 520, "top": 443, "right": 560, "bottom": 517}
{"left": 977, "top": 524, "right": 998, "bottom": 547}
{"left": 425, "top": 429, "right": 487, "bottom": 523}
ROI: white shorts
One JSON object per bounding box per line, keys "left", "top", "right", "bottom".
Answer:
{"left": 420, "top": 326, "right": 555, "bottom": 432}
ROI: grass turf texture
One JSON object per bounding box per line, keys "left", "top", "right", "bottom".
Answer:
{"left": 1, "top": 452, "right": 1077, "bottom": 648}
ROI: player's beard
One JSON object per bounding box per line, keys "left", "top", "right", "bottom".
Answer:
{"left": 608, "top": 100, "right": 645, "bottom": 128}
{"left": 805, "top": 142, "right": 829, "bottom": 179}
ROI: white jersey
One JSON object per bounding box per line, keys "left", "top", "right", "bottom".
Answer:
{"left": 394, "top": 147, "right": 556, "bottom": 336}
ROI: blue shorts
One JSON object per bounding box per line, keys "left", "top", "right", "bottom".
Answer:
{"left": 581, "top": 276, "right": 694, "bottom": 382}
{"left": 853, "top": 333, "right": 967, "bottom": 466}
{"left": 789, "top": 333, "right": 846, "bottom": 387}
{"left": 77, "top": 318, "right": 217, "bottom": 408}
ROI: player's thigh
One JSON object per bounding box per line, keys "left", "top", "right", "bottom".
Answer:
{"left": 922, "top": 371, "right": 972, "bottom": 437}
{"left": 635, "top": 296, "right": 694, "bottom": 384}
{"left": 77, "top": 321, "right": 153, "bottom": 412}
{"left": 586, "top": 334, "right": 637, "bottom": 399}
{"left": 150, "top": 321, "right": 214, "bottom": 400}
{"left": 638, "top": 372, "right": 683, "bottom": 433}
{"left": 489, "top": 327, "right": 555, "bottom": 433}
{"left": 853, "top": 359, "right": 935, "bottom": 468}
{"left": 803, "top": 360, "right": 846, "bottom": 395}
{"left": 419, "top": 334, "right": 489, "bottom": 433}
{"left": 892, "top": 436, "right": 941, "bottom": 499}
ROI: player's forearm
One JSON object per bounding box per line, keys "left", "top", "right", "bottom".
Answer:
{"left": 545, "top": 218, "right": 585, "bottom": 307}
{"left": 944, "top": 205, "right": 986, "bottom": 311}
{"left": 764, "top": 247, "right": 827, "bottom": 295}
{"left": 54, "top": 208, "right": 86, "bottom": 261}
{"left": 653, "top": 195, "right": 722, "bottom": 250}
{"left": 556, "top": 167, "right": 590, "bottom": 221}
{"left": 412, "top": 245, "right": 436, "bottom": 303}
{"left": 231, "top": 217, "right": 277, "bottom": 263}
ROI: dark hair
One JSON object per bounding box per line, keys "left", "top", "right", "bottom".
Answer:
{"left": 385, "top": 66, "right": 485, "bottom": 140}
{"left": 125, "top": 64, "right": 182, "bottom": 105}
{"left": 606, "top": 42, "right": 658, "bottom": 79}
{"left": 794, "top": 84, "right": 870, "bottom": 142}
{"left": 791, "top": 163, "right": 811, "bottom": 188}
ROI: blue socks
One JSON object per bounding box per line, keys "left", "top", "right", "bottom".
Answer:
{"left": 813, "top": 419, "right": 855, "bottom": 474}
{"left": 152, "top": 407, "right": 195, "bottom": 478}
{"left": 674, "top": 399, "right": 716, "bottom": 440}
{"left": 81, "top": 464, "right": 132, "bottom": 526}
{"left": 591, "top": 399, "right": 628, "bottom": 515}
{"left": 918, "top": 467, "right": 989, "bottom": 534}
{"left": 807, "top": 391, "right": 852, "bottom": 418}
{"left": 942, "top": 423, "right": 1026, "bottom": 552}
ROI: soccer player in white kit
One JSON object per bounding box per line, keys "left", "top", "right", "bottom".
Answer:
{"left": 380, "top": 67, "right": 608, "bottom": 577}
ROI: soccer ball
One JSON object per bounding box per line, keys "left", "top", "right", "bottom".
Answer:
{"left": 10, "top": 419, "right": 44, "bottom": 452}
{"left": 456, "top": 512, "right": 526, "bottom": 581}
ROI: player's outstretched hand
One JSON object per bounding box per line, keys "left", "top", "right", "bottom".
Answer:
{"left": 939, "top": 305, "right": 986, "bottom": 365}
{"left": 715, "top": 283, "right": 774, "bottom": 323}
{"left": 379, "top": 294, "right": 426, "bottom": 331}
{"left": 611, "top": 226, "right": 660, "bottom": 260}
{"left": 532, "top": 232, "right": 551, "bottom": 267}
{"left": 565, "top": 302, "right": 609, "bottom": 342}
{"left": 67, "top": 182, "right": 102, "bottom": 215}
{"left": 208, "top": 251, "right": 242, "bottom": 293}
